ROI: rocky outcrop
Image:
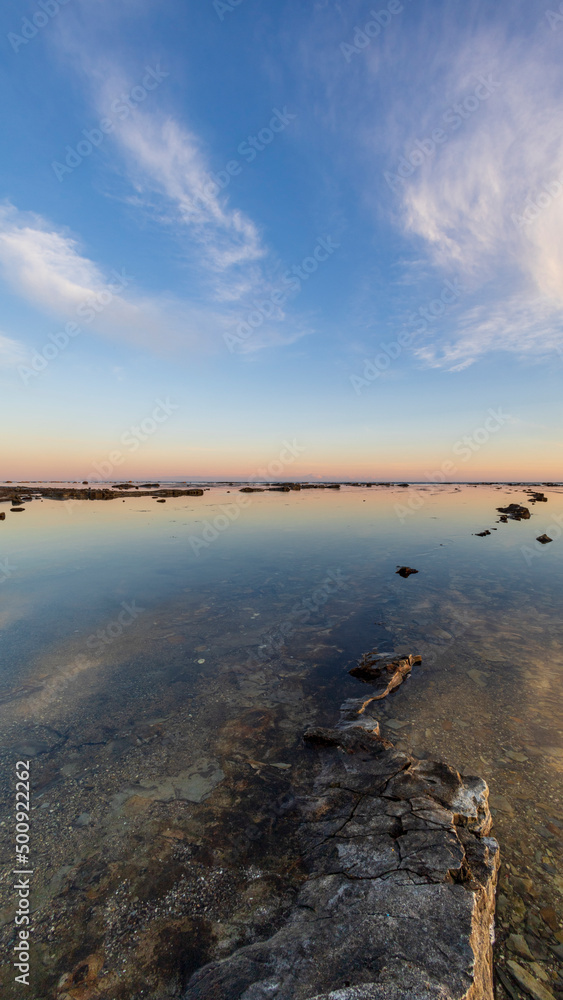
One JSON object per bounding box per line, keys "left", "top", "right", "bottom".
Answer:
{"left": 183, "top": 725, "right": 499, "bottom": 1000}
{"left": 496, "top": 503, "right": 531, "bottom": 521}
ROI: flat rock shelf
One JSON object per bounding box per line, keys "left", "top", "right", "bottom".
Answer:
{"left": 183, "top": 721, "right": 499, "bottom": 1000}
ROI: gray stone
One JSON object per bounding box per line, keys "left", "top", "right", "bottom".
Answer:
{"left": 183, "top": 726, "right": 499, "bottom": 1000}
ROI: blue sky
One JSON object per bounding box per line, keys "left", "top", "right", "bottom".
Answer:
{"left": 1, "top": 0, "right": 562, "bottom": 480}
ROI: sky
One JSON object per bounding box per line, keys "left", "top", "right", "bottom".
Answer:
{"left": 0, "top": 0, "right": 562, "bottom": 481}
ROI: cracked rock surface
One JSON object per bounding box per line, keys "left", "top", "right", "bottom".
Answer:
{"left": 183, "top": 726, "right": 499, "bottom": 1000}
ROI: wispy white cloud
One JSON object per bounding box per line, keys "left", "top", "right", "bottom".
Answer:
{"left": 0, "top": 331, "right": 27, "bottom": 367}
{"left": 0, "top": 204, "right": 228, "bottom": 355}
{"left": 114, "top": 111, "right": 267, "bottom": 284}
{"left": 368, "top": 10, "right": 563, "bottom": 367}
{"left": 414, "top": 294, "right": 563, "bottom": 370}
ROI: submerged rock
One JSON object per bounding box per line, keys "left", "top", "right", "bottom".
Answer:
{"left": 536, "top": 534, "right": 553, "bottom": 544}
{"left": 475, "top": 530, "right": 491, "bottom": 537}
{"left": 349, "top": 652, "right": 421, "bottom": 701}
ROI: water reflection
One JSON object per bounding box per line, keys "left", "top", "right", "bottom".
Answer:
{"left": 0, "top": 485, "right": 561, "bottom": 998}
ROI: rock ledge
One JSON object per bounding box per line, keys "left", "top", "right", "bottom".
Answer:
{"left": 183, "top": 723, "right": 499, "bottom": 1000}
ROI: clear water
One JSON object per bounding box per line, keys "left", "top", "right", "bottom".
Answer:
{"left": 0, "top": 485, "right": 561, "bottom": 998}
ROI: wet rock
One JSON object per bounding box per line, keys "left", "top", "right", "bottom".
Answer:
{"left": 186, "top": 489, "right": 204, "bottom": 496}
{"left": 185, "top": 727, "right": 499, "bottom": 1000}
{"left": 537, "top": 535, "right": 553, "bottom": 544}
{"left": 497, "top": 503, "right": 531, "bottom": 520}
{"left": 499, "top": 515, "right": 509, "bottom": 523}
{"left": 156, "top": 498, "right": 166, "bottom": 503}
{"left": 396, "top": 566, "right": 418, "bottom": 578}
{"left": 10, "top": 507, "right": 25, "bottom": 512}
{"left": 475, "top": 530, "right": 491, "bottom": 537}
{"left": 506, "top": 960, "right": 556, "bottom": 1000}
{"left": 349, "top": 652, "right": 421, "bottom": 701}
{"left": 0, "top": 512, "right": 5, "bottom": 520}
{"left": 239, "top": 487, "right": 265, "bottom": 492}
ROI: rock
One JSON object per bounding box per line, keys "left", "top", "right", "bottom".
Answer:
{"left": 506, "top": 960, "right": 556, "bottom": 1000}
{"left": 396, "top": 566, "right": 418, "bottom": 578}
{"left": 537, "top": 535, "right": 553, "bottom": 544}
{"left": 497, "top": 503, "right": 531, "bottom": 520}
{"left": 112, "top": 760, "right": 225, "bottom": 810}
{"left": 540, "top": 906, "right": 559, "bottom": 932}
{"left": 10, "top": 507, "right": 25, "bottom": 512}
{"left": 349, "top": 652, "right": 421, "bottom": 700}
{"left": 239, "top": 487, "right": 265, "bottom": 492}
{"left": 512, "top": 875, "right": 533, "bottom": 896}
{"left": 156, "top": 498, "right": 166, "bottom": 503}
{"left": 0, "top": 512, "right": 5, "bottom": 520}
{"left": 184, "top": 728, "right": 499, "bottom": 1000}
{"left": 186, "top": 489, "right": 204, "bottom": 496}
{"left": 74, "top": 812, "right": 92, "bottom": 827}
{"left": 475, "top": 530, "right": 491, "bottom": 537}
{"left": 506, "top": 933, "right": 534, "bottom": 959}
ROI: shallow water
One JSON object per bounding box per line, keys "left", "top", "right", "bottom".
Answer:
{"left": 0, "top": 484, "right": 562, "bottom": 998}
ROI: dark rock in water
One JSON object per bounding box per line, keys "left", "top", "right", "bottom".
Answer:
{"left": 186, "top": 489, "right": 204, "bottom": 496}
{"left": 349, "top": 652, "right": 422, "bottom": 702}
{"left": 475, "top": 530, "right": 491, "bottom": 537}
{"left": 499, "top": 515, "right": 508, "bottom": 523}
{"left": 82, "top": 480, "right": 88, "bottom": 485}
{"left": 268, "top": 486, "right": 291, "bottom": 492}
{"left": 140, "top": 482, "right": 160, "bottom": 488}
{"left": 396, "top": 566, "right": 418, "bottom": 578}
{"left": 156, "top": 499, "right": 166, "bottom": 503}
{"left": 115, "top": 483, "right": 134, "bottom": 489}
{"left": 536, "top": 534, "right": 553, "bottom": 544}
{"left": 527, "top": 491, "right": 548, "bottom": 503}
{"left": 239, "top": 487, "right": 265, "bottom": 492}
{"left": 497, "top": 503, "right": 531, "bottom": 520}
{"left": 10, "top": 507, "right": 25, "bottom": 512}
{"left": 184, "top": 724, "right": 499, "bottom": 1000}
{"left": 0, "top": 512, "right": 5, "bottom": 520}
